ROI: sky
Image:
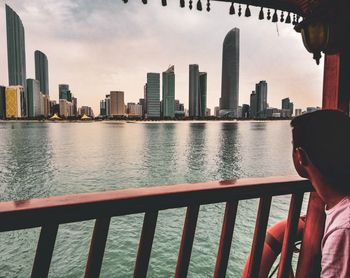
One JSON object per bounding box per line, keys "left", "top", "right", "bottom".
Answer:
{"left": 0, "top": 0, "right": 324, "bottom": 114}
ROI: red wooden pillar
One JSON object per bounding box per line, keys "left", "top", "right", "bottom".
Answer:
{"left": 296, "top": 45, "right": 350, "bottom": 276}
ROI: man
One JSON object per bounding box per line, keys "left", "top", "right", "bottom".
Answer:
{"left": 291, "top": 109, "right": 350, "bottom": 277}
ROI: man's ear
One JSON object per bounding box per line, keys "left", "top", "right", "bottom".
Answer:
{"left": 296, "top": 147, "right": 309, "bottom": 166}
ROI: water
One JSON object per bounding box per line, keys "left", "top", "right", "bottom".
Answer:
{"left": 0, "top": 121, "right": 306, "bottom": 277}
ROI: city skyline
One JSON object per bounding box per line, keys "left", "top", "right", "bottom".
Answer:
{"left": 0, "top": 1, "right": 323, "bottom": 114}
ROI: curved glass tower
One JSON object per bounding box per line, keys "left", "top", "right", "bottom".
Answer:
{"left": 220, "top": 28, "right": 239, "bottom": 117}
{"left": 35, "top": 50, "right": 49, "bottom": 95}
{"left": 6, "top": 5, "right": 26, "bottom": 88}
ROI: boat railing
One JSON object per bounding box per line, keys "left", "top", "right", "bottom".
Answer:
{"left": 0, "top": 176, "right": 315, "bottom": 278}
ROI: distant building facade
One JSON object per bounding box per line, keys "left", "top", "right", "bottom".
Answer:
{"left": 0, "top": 86, "right": 6, "bottom": 119}
{"left": 250, "top": 91, "right": 257, "bottom": 118}
{"left": 5, "top": 86, "right": 25, "bottom": 118}
{"left": 110, "top": 91, "right": 125, "bottom": 116}
{"left": 256, "top": 81, "right": 268, "bottom": 118}
{"left": 281, "top": 97, "right": 294, "bottom": 117}
{"left": 27, "top": 79, "right": 41, "bottom": 117}
{"left": 220, "top": 28, "right": 239, "bottom": 117}
{"left": 162, "top": 65, "right": 175, "bottom": 118}
{"left": 146, "top": 73, "right": 160, "bottom": 118}
{"left": 34, "top": 50, "right": 49, "bottom": 95}
{"left": 189, "top": 65, "right": 207, "bottom": 117}
{"left": 295, "top": 109, "right": 302, "bottom": 116}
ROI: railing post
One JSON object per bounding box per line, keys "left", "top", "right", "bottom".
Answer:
{"left": 31, "top": 223, "right": 59, "bottom": 278}
{"left": 133, "top": 211, "right": 159, "bottom": 278}
{"left": 214, "top": 201, "right": 239, "bottom": 278}
{"left": 85, "top": 217, "right": 111, "bottom": 278}
{"left": 175, "top": 205, "right": 200, "bottom": 278}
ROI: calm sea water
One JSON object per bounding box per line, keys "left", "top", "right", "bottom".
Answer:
{"left": 0, "top": 121, "right": 306, "bottom": 277}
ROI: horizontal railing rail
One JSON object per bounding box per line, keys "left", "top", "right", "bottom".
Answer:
{"left": 0, "top": 176, "right": 314, "bottom": 278}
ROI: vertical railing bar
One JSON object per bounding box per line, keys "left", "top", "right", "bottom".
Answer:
{"left": 214, "top": 200, "right": 239, "bottom": 278}
{"left": 133, "top": 210, "right": 159, "bottom": 278}
{"left": 246, "top": 196, "right": 272, "bottom": 278}
{"left": 277, "top": 193, "right": 304, "bottom": 278}
{"left": 84, "top": 217, "right": 111, "bottom": 278}
{"left": 31, "top": 223, "right": 59, "bottom": 278}
{"left": 174, "top": 204, "right": 200, "bottom": 278}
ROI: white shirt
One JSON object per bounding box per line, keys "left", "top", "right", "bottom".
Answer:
{"left": 321, "top": 196, "right": 350, "bottom": 278}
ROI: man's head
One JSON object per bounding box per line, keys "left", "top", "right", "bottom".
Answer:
{"left": 291, "top": 109, "right": 350, "bottom": 194}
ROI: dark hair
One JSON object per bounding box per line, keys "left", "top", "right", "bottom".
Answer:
{"left": 291, "top": 109, "right": 350, "bottom": 194}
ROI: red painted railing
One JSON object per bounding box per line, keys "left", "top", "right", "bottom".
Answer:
{"left": 0, "top": 176, "right": 315, "bottom": 277}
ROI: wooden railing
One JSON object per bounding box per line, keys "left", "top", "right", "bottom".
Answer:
{"left": 0, "top": 176, "right": 314, "bottom": 278}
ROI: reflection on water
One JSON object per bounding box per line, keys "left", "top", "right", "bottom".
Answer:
{"left": 0, "top": 121, "right": 300, "bottom": 277}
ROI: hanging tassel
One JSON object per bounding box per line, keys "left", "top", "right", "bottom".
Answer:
{"left": 280, "top": 11, "right": 284, "bottom": 22}
{"left": 122, "top": 0, "right": 128, "bottom": 3}
{"left": 292, "top": 14, "right": 297, "bottom": 25}
{"left": 285, "top": 12, "right": 291, "bottom": 24}
{"left": 272, "top": 9, "right": 278, "bottom": 22}
{"left": 259, "top": 7, "right": 264, "bottom": 20}
{"left": 207, "top": 0, "right": 210, "bottom": 11}
{"left": 180, "top": 0, "right": 185, "bottom": 8}
{"left": 142, "top": 0, "right": 147, "bottom": 4}
{"left": 267, "top": 9, "right": 271, "bottom": 20}
{"left": 238, "top": 4, "right": 242, "bottom": 17}
{"left": 245, "top": 5, "right": 251, "bottom": 17}
{"left": 229, "top": 2, "right": 235, "bottom": 15}
{"left": 296, "top": 15, "right": 300, "bottom": 24}
{"left": 197, "top": 0, "right": 202, "bottom": 10}
{"left": 161, "top": 0, "right": 167, "bottom": 6}
{"left": 189, "top": 0, "right": 193, "bottom": 9}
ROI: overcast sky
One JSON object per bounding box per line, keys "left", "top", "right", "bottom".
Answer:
{"left": 0, "top": 0, "right": 323, "bottom": 114}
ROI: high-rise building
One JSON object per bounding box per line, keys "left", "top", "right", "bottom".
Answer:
{"left": 72, "top": 97, "right": 77, "bottom": 117}
{"left": 282, "top": 97, "right": 294, "bottom": 117}
{"left": 59, "top": 84, "right": 69, "bottom": 100}
{"left": 34, "top": 50, "right": 49, "bottom": 95}
{"left": 27, "top": 79, "right": 41, "bottom": 117}
{"left": 220, "top": 28, "right": 239, "bottom": 117}
{"left": 250, "top": 91, "right": 257, "bottom": 118}
{"left": 6, "top": 5, "right": 27, "bottom": 90}
{"left": 162, "top": 65, "right": 175, "bottom": 118}
{"left": 0, "top": 86, "right": 6, "bottom": 119}
{"left": 256, "top": 81, "right": 268, "bottom": 118}
{"left": 110, "top": 91, "right": 125, "bottom": 116}
{"left": 189, "top": 65, "right": 207, "bottom": 117}
{"left": 105, "top": 95, "right": 111, "bottom": 116}
{"left": 146, "top": 73, "right": 160, "bottom": 118}
{"left": 199, "top": 72, "right": 207, "bottom": 117}
{"left": 100, "top": 100, "right": 107, "bottom": 116}
{"left": 5, "top": 86, "right": 25, "bottom": 118}
{"left": 189, "top": 64, "right": 199, "bottom": 117}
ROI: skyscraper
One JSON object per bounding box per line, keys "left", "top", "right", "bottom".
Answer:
{"left": 220, "top": 28, "right": 239, "bottom": 117}
{"left": 6, "top": 5, "right": 27, "bottom": 117}
{"left": 6, "top": 5, "right": 26, "bottom": 88}
{"left": 162, "top": 65, "right": 175, "bottom": 118}
{"left": 199, "top": 72, "right": 207, "bottom": 117}
{"left": 189, "top": 65, "right": 207, "bottom": 117}
{"left": 35, "top": 50, "right": 49, "bottom": 95}
{"left": 189, "top": 64, "right": 199, "bottom": 117}
{"left": 256, "top": 81, "right": 268, "bottom": 118}
{"left": 146, "top": 73, "right": 160, "bottom": 118}
{"left": 110, "top": 91, "right": 125, "bottom": 116}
